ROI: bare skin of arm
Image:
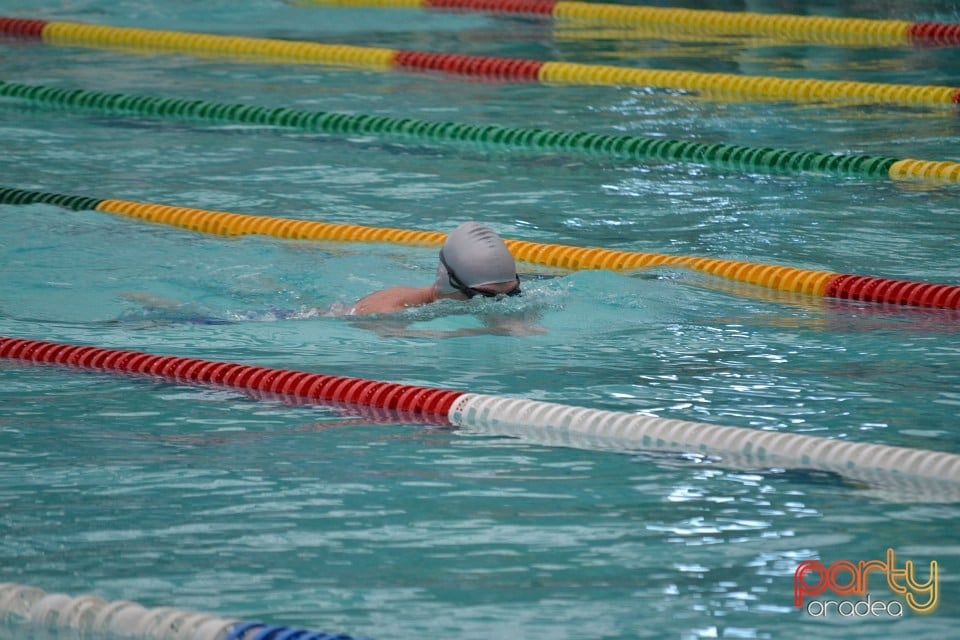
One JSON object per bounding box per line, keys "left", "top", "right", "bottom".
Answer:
{"left": 347, "top": 279, "right": 522, "bottom": 316}
{"left": 348, "top": 285, "right": 440, "bottom": 316}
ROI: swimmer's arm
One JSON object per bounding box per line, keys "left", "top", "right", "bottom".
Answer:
{"left": 341, "top": 285, "right": 437, "bottom": 316}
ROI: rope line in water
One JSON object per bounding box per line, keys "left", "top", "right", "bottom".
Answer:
{"left": 1, "top": 17, "right": 959, "bottom": 106}
{"left": 2, "top": 186, "right": 959, "bottom": 309}
{"left": 0, "top": 333, "right": 460, "bottom": 419}
{"left": 0, "top": 582, "right": 370, "bottom": 640}
{"left": 294, "top": 0, "right": 960, "bottom": 47}
{"left": 2, "top": 336, "right": 960, "bottom": 486}
{"left": 2, "top": 80, "right": 959, "bottom": 185}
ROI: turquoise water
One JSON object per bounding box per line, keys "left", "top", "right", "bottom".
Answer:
{"left": 2, "top": 0, "right": 960, "bottom": 638}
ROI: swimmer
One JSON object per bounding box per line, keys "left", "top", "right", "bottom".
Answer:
{"left": 119, "top": 222, "right": 544, "bottom": 335}
{"left": 346, "top": 221, "right": 522, "bottom": 316}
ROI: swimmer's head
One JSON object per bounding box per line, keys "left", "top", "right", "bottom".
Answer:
{"left": 435, "top": 222, "right": 520, "bottom": 298}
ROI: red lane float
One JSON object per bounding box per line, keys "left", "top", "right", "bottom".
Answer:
{"left": 824, "top": 274, "right": 960, "bottom": 308}
{"left": 392, "top": 50, "right": 544, "bottom": 80}
{"left": 425, "top": 0, "right": 558, "bottom": 14}
{"left": 0, "top": 16, "right": 47, "bottom": 37}
{"left": 0, "top": 337, "right": 463, "bottom": 423}
{"left": 907, "top": 21, "right": 960, "bottom": 46}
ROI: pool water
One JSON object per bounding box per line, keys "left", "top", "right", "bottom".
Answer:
{"left": 2, "top": 0, "right": 960, "bottom": 638}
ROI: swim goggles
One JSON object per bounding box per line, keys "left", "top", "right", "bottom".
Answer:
{"left": 439, "top": 251, "right": 521, "bottom": 299}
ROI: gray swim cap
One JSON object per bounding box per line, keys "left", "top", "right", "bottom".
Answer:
{"left": 435, "top": 222, "right": 517, "bottom": 295}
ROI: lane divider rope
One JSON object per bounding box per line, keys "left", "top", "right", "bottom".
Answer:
{"left": 3, "top": 336, "right": 960, "bottom": 486}
{"left": 0, "top": 582, "right": 370, "bottom": 640}
{"left": 294, "top": 0, "right": 960, "bottom": 47}
{"left": 1, "top": 17, "right": 959, "bottom": 106}
{"left": 1, "top": 186, "right": 959, "bottom": 310}
{"left": 2, "top": 80, "right": 959, "bottom": 185}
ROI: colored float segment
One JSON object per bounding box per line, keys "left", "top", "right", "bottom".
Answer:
{"left": 93, "top": 197, "right": 448, "bottom": 246}
{"left": 0, "top": 336, "right": 461, "bottom": 423}
{"left": 392, "top": 50, "right": 543, "bottom": 80}
{"left": 226, "top": 622, "right": 371, "bottom": 640}
{"left": 3, "top": 186, "right": 960, "bottom": 310}
{"left": 535, "top": 61, "right": 960, "bottom": 106}
{"left": 298, "top": 0, "right": 960, "bottom": 47}
{"left": 1, "top": 18, "right": 959, "bottom": 107}
{"left": 4, "top": 336, "right": 960, "bottom": 485}
{"left": 0, "top": 16, "right": 394, "bottom": 69}
{"left": 888, "top": 158, "right": 960, "bottom": 182}
{"left": 825, "top": 274, "right": 960, "bottom": 308}
{"left": 0, "top": 183, "right": 104, "bottom": 210}
{"left": 0, "top": 16, "right": 47, "bottom": 37}
{"left": 427, "top": 0, "right": 557, "bottom": 14}
{"left": 5, "top": 80, "right": 960, "bottom": 186}
{"left": 908, "top": 20, "right": 960, "bottom": 45}
{"left": 317, "top": 4, "right": 550, "bottom": 81}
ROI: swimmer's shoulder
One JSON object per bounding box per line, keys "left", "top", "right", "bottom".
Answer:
{"left": 347, "top": 285, "right": 438, "bottom": 316}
